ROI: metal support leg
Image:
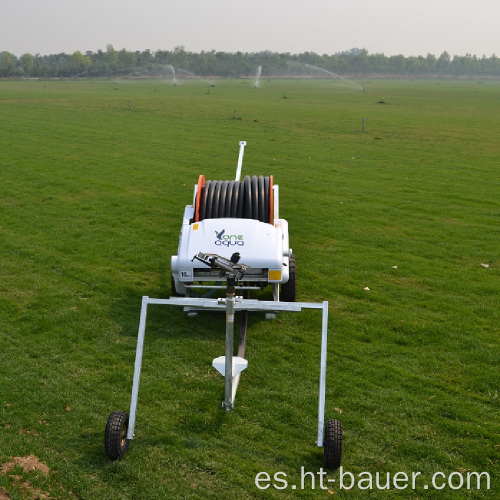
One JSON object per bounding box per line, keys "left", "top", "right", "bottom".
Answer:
{"left": 317, "top": 301, "right": 329, "bottom": 447}
{"left": 123, "top": 294, "right": 330, "bottom": 445}
{"left": 223, "top": 294, "right": 235, "bottom": 411}
{"left": 127, "top": 295, "right": 149, "bottom": 439}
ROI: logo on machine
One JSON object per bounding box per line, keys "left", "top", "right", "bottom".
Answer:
{"left": 215, "top": 229, "right": 244, "bottom": 247}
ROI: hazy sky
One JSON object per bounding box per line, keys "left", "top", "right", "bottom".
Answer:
{"left": 1, "top": 0, "right": 498, "bottom": 58}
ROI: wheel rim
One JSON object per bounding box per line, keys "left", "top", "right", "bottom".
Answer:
{"left": 120, "top": 423, "right": 127, "bottom": 448}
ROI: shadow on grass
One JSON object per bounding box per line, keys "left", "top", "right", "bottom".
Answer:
{"left": 79, "top": 403, "right": 229, "bottom": 462}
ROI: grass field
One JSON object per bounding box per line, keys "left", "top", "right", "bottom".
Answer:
{"left": 0, "top": 77, "right": 498, "bottom": 499}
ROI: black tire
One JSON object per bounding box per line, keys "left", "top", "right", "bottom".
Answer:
{"left": 281, "top": 254, "right": 296, "bottom": 302}
{"left": 105, "top": 411, "right": 130, "bottom": 460}
{"left": 324, "top": 419, "right": 342, "bottom": 469}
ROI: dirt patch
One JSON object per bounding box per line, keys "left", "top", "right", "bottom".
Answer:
{"left": 1, "top": 454, "right": 76, "bottom": 498}
{"left": 1, "top": 455, "right": 50, "bottom": 476}
{"left": 1, "top": 456, "right": 51, "bottom": 499}
{"left": 19, "top": 482, "right": 50, "bottom": 499}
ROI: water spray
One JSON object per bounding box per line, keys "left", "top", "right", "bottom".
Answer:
{"left": 305, "top": 64, "right": 364, "bottom": 91}
{"left": 254, "top": 65, "right": 262, "bottom": 88}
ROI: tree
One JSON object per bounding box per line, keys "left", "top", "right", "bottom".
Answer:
{"left": 104, "top": 44, "right": 119, "bottom": 72}
{"left": 451, "top": 53, "right": 475, "bottom": 76}
{"left": 426, "top": 53, "right": 437, "bottom": 74}
{"left": 436, "top": 51, "right": 451, "bottom": 74}
{"left": 369, "top": 53, "right": 388, "bottom": 75}
{"left": 2, "top": 46, "right": 500, "bottom": 79}
{"left": 388, "top": 54, "right": 406, "bottom": 75}
{"left": 351, "top": 48, "right": 369, "bottom": 75}
{"left": 406, "top": 56, "right": 423, "bottom": 76}
{"left": 20, "top": 53, "right": 34, "bottom": 76}
{"left": 72, "top": 51, "right": 86, "bottom": 73}
{"left": 172, "top": 45, "right": 188, "bottom": 69}
{"left": 118, "top": 48, "right": 136, "bottom": 71}
{"left": 484, "top": 54, "right": 500, "bottom": 76}
{"left": 0, "top": 51, "right": 14, "bottom": 76}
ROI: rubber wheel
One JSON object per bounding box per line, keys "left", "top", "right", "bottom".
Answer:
{"left": 105, "top": 410, "right": 130, "bottom": 460}
{"left": 324, "top": 419, "right": 342, "bottom": 469}
{"left": 281, "top": 254, "right": 296, "bottom": 302}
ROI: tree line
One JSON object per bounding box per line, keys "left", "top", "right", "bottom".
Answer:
{"left": 1, "top": 45, "right": 499, "bottom": 79}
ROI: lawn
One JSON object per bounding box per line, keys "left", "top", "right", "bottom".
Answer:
{"left": 0, "top": 77, "right": 498, "bottom": 499}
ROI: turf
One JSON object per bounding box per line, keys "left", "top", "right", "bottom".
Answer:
{"left": 0, "top": 78, "right": 498, "bottom": 498}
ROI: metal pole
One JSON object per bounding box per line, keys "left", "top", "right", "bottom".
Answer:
{"left": 235, "top": 141, "right": 246, "bottom": 182}
{"left": 223, "top": 293, "right": 235, "bottom": 411}
{"left": 127, "top": 296, "right": 149, "bottom": 439}
{"left": 317, "top": 301, "right": 329, "bottom": 446}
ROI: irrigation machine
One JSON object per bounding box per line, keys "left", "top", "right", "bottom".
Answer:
{"left": 104, "top": 141, "right": 343, "bottom": 469}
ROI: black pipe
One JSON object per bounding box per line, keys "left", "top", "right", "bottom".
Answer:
{"left": 197, "top": 175, "right": 272, "bottom": 223}
{"left": 225, "top": 180, "right": 234, "bottom": 218}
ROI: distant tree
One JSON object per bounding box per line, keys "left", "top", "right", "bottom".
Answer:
{"left": 197, "top": 50, "right": 217, "bottom": 76}
{"left": 118, "top": 48, "right": 136, "bottom": 71}
{"left": 388, "top": 54, "right": 406, "bottom": 75}
{"left": 484, "top": 54, "right": 500, "bottom": 76}
{"left": 2, "top": 46, "right": 500, "bottom": 79}
{"left": 406, "top": 56, "right": 422, "bottom": 75}
{"left": 351, "top": 48, "right": 369, "bottom": 75}
{"left": 104, "top": 44, "right": 119, "bottom": 72}
{"left": 425, "top": 53, "right": 437, "bottom": 74}
{"left": 436, "top": 51, "right": 451, "bottom": 74}
{"left": 172, "top": 45, "right": 188, "bottom": 69}
{"left": 71, "top": 51, "right": 87, "bottom": 74}
{"left": 154, "top": 49, "right": 171, "bottom": 64}
{"left": 0, "top": 51, "right": 14, "bottom": 76}
{"left": 140, "top": 49, "right": 153, "bottom": 64}
{"left": 451, "top": 53, "right": 476, "bottom": 76}
{"left": 369, "top": 53, "right": 388, "bottom": 74}
{"left": 20, "top": 53, "right": 34, "bottom": 76}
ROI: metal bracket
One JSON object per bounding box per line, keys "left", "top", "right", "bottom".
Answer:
{"left": 126, "top": 295, "right": 329, "bottom": 447}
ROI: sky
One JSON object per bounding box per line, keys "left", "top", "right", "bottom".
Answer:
{"left": 1, "top": 0, "right": 498, "bottom": 58}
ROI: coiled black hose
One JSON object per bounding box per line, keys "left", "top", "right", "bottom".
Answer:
{"left": 198, "top": 175, "right": 272, "bottom": 223}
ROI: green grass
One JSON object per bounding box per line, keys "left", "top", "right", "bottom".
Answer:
{"left": 0, "top": 78, "right": 498, "bottom": 499}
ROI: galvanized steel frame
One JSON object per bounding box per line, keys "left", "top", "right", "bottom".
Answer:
{"left": 126, "top": 296, "right": 329, "bottom": 448}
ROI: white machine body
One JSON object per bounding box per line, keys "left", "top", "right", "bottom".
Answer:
{"left": 171, "top": 183, "right": 292, "bottom": 295}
